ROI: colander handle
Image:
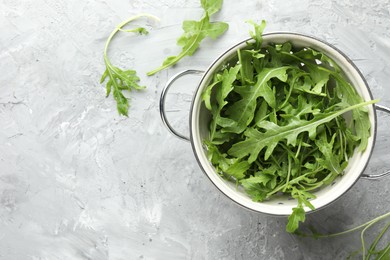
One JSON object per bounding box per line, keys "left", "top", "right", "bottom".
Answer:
{"left": 361, "top": 104, "right": 390, "bottom": 180}
{"left": 159, "top": 69, "right": 204, "bottom": 142}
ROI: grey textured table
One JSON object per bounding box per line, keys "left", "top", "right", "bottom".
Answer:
{"left": 1, "top": 0, "right": 390, "bottom": 259}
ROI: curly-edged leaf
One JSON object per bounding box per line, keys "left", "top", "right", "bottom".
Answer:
{"left": 240, "top": 174, "right": 271, "bottom": 186}
{"left": 202, "top": 79, "right": 222, "bottom": 111}
{"left": 101, "top": 66, "right": 146, "bottom": 116}
{"left": 221, "top": 66, "right": 290, "bottom": 134}
{"left": 111, "top": 67, "right": 145, "bottom": 90}
{"left": 225, "top": 160, "right": 251, "bottom": 180}
{"left": 247, "top": 20, "right": 266, "bottom": 49}
{"left": 281, "top": 95, "right": 321, "bottom": 120}
{"left": 294, "top": 47, "right": 341, "bottom": 73}
{"left": 210, "top": 130, "right": 235, "bottom": 145}
{"left": 112, "top": 87, "right": 129, "bottom": 117}
{"left": 240, "top": 180, "right": 271, "bottom": 202}
{"left": 209, "top": 65, "right": 241, "bottom": 139}
{"left": 315, "top": 132, "right": 343, "bottom": 175}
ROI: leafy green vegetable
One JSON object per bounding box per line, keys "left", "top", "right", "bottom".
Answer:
{"left": 287, "top": 207, "right": 306, "bottom": 233}
{"left": 101, "top": 14, "right": 159, "bottom": 116}
{"left": 147, "top": 0, "right": 228, "bottom": 76}
{"left": 201, "top": 0, "right": 223, "bottom": 15}
{"left": 296, "top": 211, "right": 390, "bottom": 260}
{"left": 228, "top": 100, "right": 376, "bottom": 163}
{"left": 202, "top": 20, "right": 377, "bottom": 233}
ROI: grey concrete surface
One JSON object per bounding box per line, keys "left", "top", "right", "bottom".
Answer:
{"left": 1, "top": 0, "right": 390, "bottom": 259}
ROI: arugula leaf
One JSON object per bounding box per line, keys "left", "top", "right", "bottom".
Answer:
{"left": 314, "top": 132, "right": 344, "bottom": 175}
{"left": 101, "top": 14, "right": 159, "bottom": 116}
{"left": 334, "top": 76, "right": 371, "bottom": 151}
{"left": 201, "top": 0, "right": 223, "bottom": 15}
{"left": 225, "top": 160, "right": 251, "bottom": 180}
{"left": 286, "top": 207, "right": 306, "bottom": 233}
{"left": 147, "top": 0, "right": 228, "bottom": 75}
{"left": 205, "top": 65, "right": 241, "bottom": 140}
{"left": 222, "top": 66, "right": 291, "bottom": 134}
{"left": 240, "top": 176, "right": 272, "bottom": 202}
{"left": 246, "top": 20, "right": 266, "bottom": 49}
{"left": 228, "top": 99, "right": 376, "bottom": 162}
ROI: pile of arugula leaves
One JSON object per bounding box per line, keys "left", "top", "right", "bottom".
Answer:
{"left": 202, "top": 20, "right": 377, "bottom": 233}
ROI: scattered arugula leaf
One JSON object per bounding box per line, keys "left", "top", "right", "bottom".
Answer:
{"left": 147, "top": 0, "right": 228, "bottom": 76}
{"left": 287, "top": 207, "right": 306, "bottom": 233}
{"left": 296, "top": 211, "right": 390, "bottom": 260}
{"left": 201, "top": 0, "right": 223, "bottom": 15}
{"left": 101, "top": 14, "right": 159, "bottom": 116}
{"left": 202, "top": 20, "right": 377, "bottom": 233}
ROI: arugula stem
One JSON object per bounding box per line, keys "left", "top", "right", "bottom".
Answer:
{"left": 366, "top": 222, "right": 390, "bottom": 259}
{"left": 279, "top": 72, "right": 306, "bottom": 109}
{"left": 103, "top": 13, "right": 160, "bottom": 67}
{"left": 147, "top": 50, "right": 187, "bottom": 76}
{"left": 283, "top": 155, "right": 292, "bottom": 192}
{"left": 376, "top": 244, "right": 390, "bottom": 259}
{"left": 147, "top": 15, "right": 210, "bottom": 76}
{"left": 307, "top": 212, "right": 390, "bottom": 239}
{"left": 266, "top": 180, "right": 287, "bottom": 197}
{"left": 302, "top": 146, "right": 319, "bottom": 161}
{"left": 300, "top": 181, "right": 324, "bottom": 191}
{"left": 295, "top": 139, "right": 302, "bottom": 159}
{"left": 361, "top": 218, "right": 379, "bottom": 259}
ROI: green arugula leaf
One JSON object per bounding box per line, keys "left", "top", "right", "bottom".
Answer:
{"left": 246, "top": 20, "right": 266, "bottom": 49}
{"left": 280, "top": 95, "right": 321, "bottom": 120}
{"left": 286, "top": 206, "right": 306, "bottom": 233}
{"left": 237, "top": 49, "right": 255, "bottom": 84}
{"left": 291, "top": 188, "right": 316, "bottom": 211}
{"left": 225, "top": 160, "right": 251, "bottom": 180}
{"left": 221, "top": 66, "right": 291, "bottom": 134}
{"left": 334, "top": 76, "right": 372, "bottom": 151}
{"left": 241, "top": 174, "right": 272, "bottom": 186}
{"left": 315, "top": 132, "right": 344, "bottom": 175}
{"left": 208, "top": 65, "right": 241, "bottom": 140}
{"left": 147, "top": 1, "right": 228, "bottom": 75}
{"left": 228, "top": 100, "right": 377, "bottom": 162}
{"left": 101, "top": 14, "right": 159, "bottom": 116}
{"left": 201, "top": 0, "right": 223, "bottom": 15}
{"left": 240, "top": 178, "right": 271, "bottom": 202}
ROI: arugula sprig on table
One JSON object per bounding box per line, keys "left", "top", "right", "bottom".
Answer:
{"left": 101, "top": 0, "right": 228, "bottom": 115}
{"left": 100, "top": 14, "right": 159, "bottom": 116}
{"left": 147, "top": 0, "right": 228, "bottom": 76}
{"left": 202, "top": 20, "right": 377, "bottom": 233}
{"left": 296, "top": 211, "right": 390, "bottom": 259}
